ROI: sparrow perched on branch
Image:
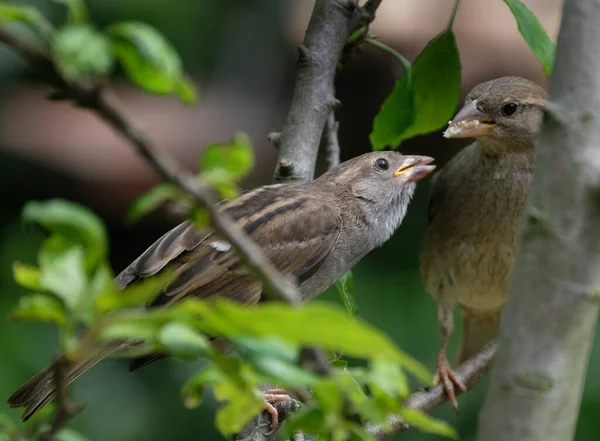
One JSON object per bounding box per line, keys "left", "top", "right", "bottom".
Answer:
{"left": 9, "top": 151, "right": 435, "bottom": 423}
{"left": 419, "top": 76, "right": 546, "bottom": 411}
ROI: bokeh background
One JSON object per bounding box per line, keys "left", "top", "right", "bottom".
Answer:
{"left": 3, "top": 0, "right": 597, "bottom": 440}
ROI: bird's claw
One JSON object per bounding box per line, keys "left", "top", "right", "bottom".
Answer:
{"left": 263, "top": 388, "right": 293, "bottom": 432}
{"left": 434, "top": 358, "right": 467, "bottom": 413}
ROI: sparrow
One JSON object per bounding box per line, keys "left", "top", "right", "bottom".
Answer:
{"left": 9, "top": 150, "right": 435, "bottom": 425}
{"left": 419, "top": 76, "right": 546, "bottom": 411}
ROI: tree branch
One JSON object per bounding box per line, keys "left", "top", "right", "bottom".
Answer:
{"left": 319, "top": 111, "right": 341, "bottom": 170}
{"left": 476, "top": 0, "right": 600, "bottom": 439}
{"left": 273, "top": 0, "right": 374, "bottom": 183}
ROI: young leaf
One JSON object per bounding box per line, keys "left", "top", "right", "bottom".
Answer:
{"left": 504, "top": 0, "right": 555, "bottom": 76}
{"left": 370, "top": 31, "right": 461, "bottom": 150}
{"left": 22, "top": 199, "right": 108, "bottom": 270}
{"left": 214, "top": 388, "right": 264, "bottom": 436}
{"left": 98, "top": 316, "right": 164, "bottom": 342}
{"left": 398, "top": 408, "right": 458, "bottom": 439}
{"left": 55, "top": 427, "right": 91, "bottom": 441}
{"left": 125, "top": 183, "right": 182, "bottom": 225}
{"left": 11, "top": 294, "right": 66, "bottom": 326}
{"left": 94, "top": 270, "right": 172, "bottom": 312}
{"left": 0, "top": 3, "right": 54, "bottom": 40}
{"left": 183, "top": 299, "right": 432, "bottom": 384}
{"left": 284, "top": 407, "right": 327, "bottom": 437}
{"left": 50, "top": 0, "right": 89, "bottom": 24}
{"left": 12, "top": 262, "right": 42, "bottom": 290}
{"left": 209, "top": 357, "right": 264, "bottom": 435}
{"left": 200, "top": 132, "right": 254, "bottom": 199}
{"left": 52, "top": 24, "right": 113, "bottom": 81}
{"left": 335, "top": 270, "right": 357, "bottom": 315}
{"left": 234, "top": 336, "right": 317, "bottom": 386}
{"left": 181, "top": 364, "right": 224, "bottom": 408}
{"left": 312, "top": 379, "right": 344, "bottom": 414}
{"left": 176, "top": 75, "right": 199, "bottom": 106}
{"left": 39, "top": 246, "right": 89, "bottom": 319}
{"left": 157, "top": 322, "right": 211, "bottom": 359}
{"left": 368, "top": 359, "right": 409, "bottom": 399}
{"left": 107, "top": 21, "right": 198, "bottom": 104}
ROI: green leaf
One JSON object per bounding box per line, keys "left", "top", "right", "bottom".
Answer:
{"left": 157, "top": 322, "right": 211, "bottom": 359}
{"left": 181, "top": 364, "right": 224, "bottom": 408}
{"left": 0, "top": 3, "right": 53, "bottom": 40}
{"left": 50, "top": 0, "right": 89, "bottom": 24}
{"left": 284, "top": 406, "right": 326, "bottom": 436}
{"left": 368, "top": 359, "right": 409, "bottom": 399}
{"left": 52, "top": 24, "right": 113, "bottom": 81}
{"left": 201, "top": 132, "right": 254, "bottom": 199}
{"left": 370, "top": 31, "right": 461, "bottom": 150}
{"left": 176, "top": 75, "right": 199, "bottom": 105}
{"left": 95, "top": 270, "right": 171, "bottom": 312}
{"left": 312, "top": 379, "right": 343, "bottom": 414}
{"left": 23, "top": 199, "right": 108, "bottom": 270}
{"left": 98, "top": 315, "right": 165, "bottom": 342}
{"left": 504, "top": 0, "right": 555, "bottom": 76}
{"left": 11, "top": 294, "right": 66, "bottom": 326}
{"left": 88, "top": 264, "right": 114, "bottom": 297}
{"left": 209, "top": 357, "right": 264, "bottom": 435}
{"left": 126, "top": 183, "right": 181, "bottom": 225}
{"left": 215, "top": 388, "right": 264, "bottom": 436}
{"left": 335, "top": 270, "right": 357, "bottom": 315}
{"left": 107, "top": 21, "right": 198, "bottom": 104}
{"left": 399, "top": 408, "right": 458, "bottom": 439}
{"left": 234, "top": 336, "right": 317, "bottom": 386}
{"left": 39, "top": 246, "right": 89, "bottom": 320}
{"left": 180, "top": 299, "right": 432, "bottom": 384}
{"left": 12, "top": 262, "right": 42, "bottom": 290}
{"left": 55, "top": 427, "right": 91, "bottom": 441}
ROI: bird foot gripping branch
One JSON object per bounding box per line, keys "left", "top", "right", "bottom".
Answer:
{"left": 263, "top": 388, "right": 293, "bottom": 431}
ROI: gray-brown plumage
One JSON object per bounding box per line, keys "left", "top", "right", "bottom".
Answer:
{"left": 9, "top": 151, "right": 435, "bottom": 421}
{"left": 420, "top": 76, "right": 546, "bottom": 411}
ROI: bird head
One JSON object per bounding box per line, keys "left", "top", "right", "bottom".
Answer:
{"left": 319, "top": 151, "right": 434, "bottom": 227}
{"left": 443, "top": 76, "right": 547, "bottom": 148}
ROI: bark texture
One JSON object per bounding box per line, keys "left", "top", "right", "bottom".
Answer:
{"left": 476, "top": 0, "right": 600, "bottom": 439}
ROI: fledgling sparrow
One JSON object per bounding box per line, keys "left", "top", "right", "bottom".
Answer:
{"left": 420, "top": 76, "right": 546, "bottom": 411}
{"left": 9, "top": 150, "right": 435, "bottom": 424}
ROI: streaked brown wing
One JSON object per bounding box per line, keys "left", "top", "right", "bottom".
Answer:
{"left": 115, "top": 185, "right": 342, "bottom": 308}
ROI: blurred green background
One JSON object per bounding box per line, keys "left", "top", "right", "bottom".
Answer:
{"left": 2, "top": 0, "right": 598, "bottom": 440}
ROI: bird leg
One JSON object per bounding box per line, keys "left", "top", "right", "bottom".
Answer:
{"left": 434, "top": 306, "right": 467, "bottom": 413}
{"left": 263, "top": 387, "right": 293, "bottom": 431}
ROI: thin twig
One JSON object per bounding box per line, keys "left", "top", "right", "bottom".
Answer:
{"left": 367, "top": 343, "right": 498, "bottom": 440}
{"left": 320, "top": 112, "right": 341, "bottom": 170}
{"left": 364, "top": 37, "right": 411, "bottom": 73}
{"left": 39, "top": 359, "right": 85, "bottom": 441}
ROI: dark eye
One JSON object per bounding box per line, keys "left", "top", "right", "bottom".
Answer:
{"left": 375, "top": 158, "right": 389, "bottom": 170}
{"left": 501, "top": 102, "right": 519, "bottom": 117}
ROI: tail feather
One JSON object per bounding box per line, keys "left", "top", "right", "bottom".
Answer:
{"left": 8, "top": 341, "right": 128, "bottom": 421}
{"left": 458, "top": 308, "right": 501, "bottom": 365}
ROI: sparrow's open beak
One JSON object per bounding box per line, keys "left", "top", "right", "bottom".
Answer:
{"left": 393, "top": 156, "right": 436, "bottom": 183}
{"left": 443, "top": 99, "right": 495, "bottom": 139}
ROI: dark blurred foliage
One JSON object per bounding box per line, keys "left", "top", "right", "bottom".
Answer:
{"left": 1, "top": 0, "right": 599, "bottom": 440}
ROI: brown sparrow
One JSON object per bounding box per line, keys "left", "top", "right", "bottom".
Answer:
{"left": 420, "top": 76, "right": 546, "bottom": 411}
{"left": 9, "top": 150, "right": 435, "bottom": 423}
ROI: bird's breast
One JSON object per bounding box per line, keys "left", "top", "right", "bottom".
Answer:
{"left": 420, "top": 148, "right": 533, "bottom": 309}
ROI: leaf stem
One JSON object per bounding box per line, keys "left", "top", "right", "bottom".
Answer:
{"left": 364, "top": 37, "right": 411, "bottom": 73}
{"left": 447, "top": 0, "right": 462, "bottom": 30}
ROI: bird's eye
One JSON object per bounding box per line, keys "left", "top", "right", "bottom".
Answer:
{"left": 501, "top": 102, "right": 519, "bottom": 117}
{"left": 375, "top": 158, "right": 389, "bottom": 170}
